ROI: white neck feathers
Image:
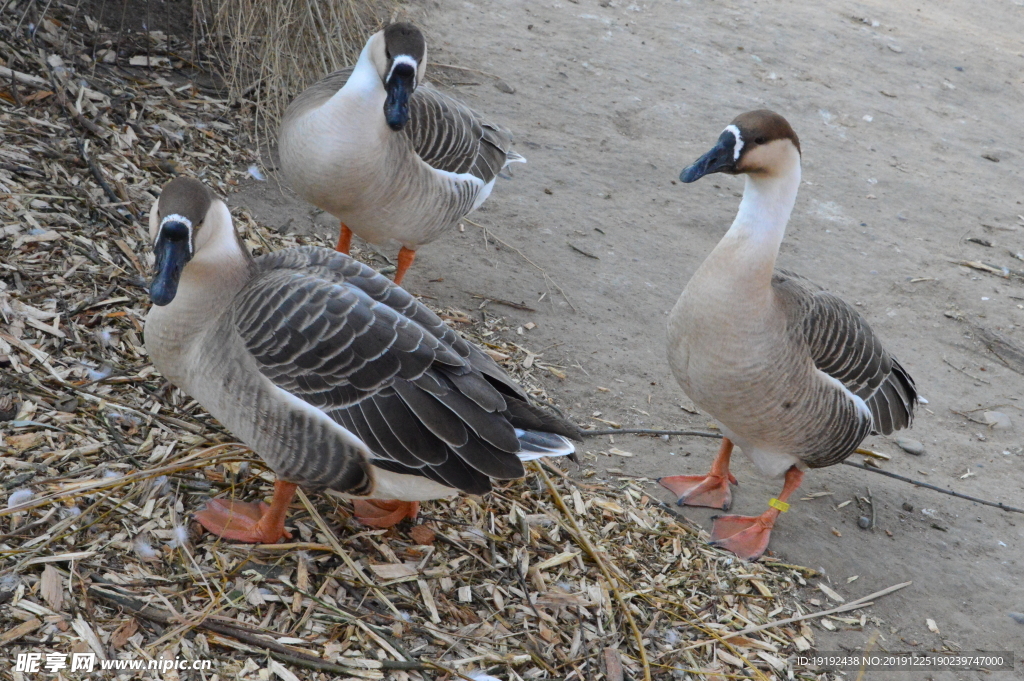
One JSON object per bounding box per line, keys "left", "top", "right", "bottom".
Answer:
{"left": 719, "top": 147, "right": 802, "bottom": 274}
{"left": 333, "top": 33, "right": 387, "bottom": 103}
{"left": 176, "top": 200, "right": 251, "bottom": 308}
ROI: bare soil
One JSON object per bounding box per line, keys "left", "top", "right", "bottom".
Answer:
{"left": 232, "top": 1, "right": 1024, "bottom": 677}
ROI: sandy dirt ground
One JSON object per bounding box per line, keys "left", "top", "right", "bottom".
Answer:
{"left": 232, "top": 1, "right": 1024, "bottom": 677}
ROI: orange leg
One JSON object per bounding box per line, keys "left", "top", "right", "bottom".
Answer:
{"left": 710, "top": 465, "right": 804, "bottom": 561}
{"left": 352, "top": 499, "right": 420, "bottom": 528}
{"left": 392, "top": 247, "right": 417, "bottom": 286}
{"left": 335, "top": 223, "right": 353, "bottom": 254}
{"left": 659, "top": 438, "right": 739, "bottom": 510}
{"left": 194, "top": 480, "right": 297, "bottom": 544}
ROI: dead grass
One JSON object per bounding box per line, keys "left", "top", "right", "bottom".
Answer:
{"left": 194, "top": 0, "right": 394, "bottom": 145}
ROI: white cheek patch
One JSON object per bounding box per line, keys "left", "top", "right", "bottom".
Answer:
{"left": 160, "top": 213, "right": 194, "bottom": 255}
{"left": 725, "top": 124, "right": 744, "bottom": 161}
{"left": 386, "top": 54, "right": 418, "bottom": 83}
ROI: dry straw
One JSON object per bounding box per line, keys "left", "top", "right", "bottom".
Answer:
{"left": 193, "top": 0, "right": 393, "bottom": 144}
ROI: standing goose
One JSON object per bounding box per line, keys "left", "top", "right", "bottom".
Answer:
{"left": 144, "top": 177, "right": 577, "bottom": 543}
{"left": 278, "top": 22, "right": 524, "bottom": 286}
{"left": 660, "top": 110, "right": 916, "bottom": 560}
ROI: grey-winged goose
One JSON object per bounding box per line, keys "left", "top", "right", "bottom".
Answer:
{"left": 144, "top": 177, "right": 577, "bottom": 543}
{"left": 660, "top": 110, "right": 917, "bottom": 560}
{"left": 277, "top": 22, "right": 523, "bottom": 286}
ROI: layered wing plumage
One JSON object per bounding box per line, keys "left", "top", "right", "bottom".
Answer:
{"left": 233, "top": 247, "right": 578, "bottom": 494}
{"left": 403, "top": 86, "right": 519, "bottom": 182}
{"left": 774, "top": 270, "right": 917, "bottom": 442}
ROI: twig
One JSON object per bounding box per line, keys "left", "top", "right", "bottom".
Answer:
{"left": 270, "top": 652, "right": 425, "bottom": 674}
{"left": 583, "top": 428, "right": 723, "bottom": 438}
{"left": 77, "top": 138, "right": 126, "bottom": 211}
{"left": 840, "top": 461, "right": 1024, "bottom": 513}
{"left": 463, "top": 218, "right": 577, "bottom": 312}
{"left": 568, "top": 243, "right": 600, "bottom": 260}
{"left": 0, "top": 443, "right": 248, "bottom": 517}
{"left": 942, "top": 356, "right": 991, "bottom": 384}
{"left": 8, "top": 66, "right": 23, "bottom": 107}
{"left": 466, "top": 292, "right": 536, "bottom": 312}
{"left": 680, "top": 581, "right": 912, "bottom": 650}
{"left": 533, "top": 462, "right": 652, "bottom": 681}
{"left": 0, "top": 64, "right": 48, "bottom": 88}
{"left": 87, "top": 585, "right": 428, "bottom": 672}
{"left": 952, "top": 259, "right": 1024, "bottom": 281}
{"left": 867, "top": 486, "right": 876, "bottom": 530}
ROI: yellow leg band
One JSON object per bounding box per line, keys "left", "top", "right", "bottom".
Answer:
{"left": 768, "top": 497, "right": 790, "bottom": 513}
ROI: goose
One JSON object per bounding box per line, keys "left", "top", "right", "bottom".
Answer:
{"left": 659, "top": 110, "right": 917, "bottom": 560}
{"left": 277, "top": 22, "right": 524, "bottom": 286}
{"left": 144, "top": 177, "right": 577, "bottom": 543}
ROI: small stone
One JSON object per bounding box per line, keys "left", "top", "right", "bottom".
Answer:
{"left": 1009, "top": 613, "right": 1024, "bottom": 625}
{"left": 983, "top": 411, "right": 1012, "bottom": 430}
{"left": 981, "top": 153, "right": 1000, "bottom": 163}
{"left": 895, "top": 437, "right": 925, "bottom": 456}
{"left": 857, "top": 516, "right": 871, "bottom": 529}
{"left": 493, "top": 80, "right": 516, "bottom": 94}
{"left": 902, "top": 502, "right": 914, "bottom": 512}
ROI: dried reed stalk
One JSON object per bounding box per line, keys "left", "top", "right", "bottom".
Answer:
{"left": 194, "top": 0, "right": 393, "bottom": 144}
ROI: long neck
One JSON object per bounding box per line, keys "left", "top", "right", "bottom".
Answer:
{"left": 324, "top": 40, "right": 387, "bottom": 118}
{"left": 711, "top": 155, "right": 801, "bottom": 289}
{"left": 186, "top": 203, "right": 253, "bottom": 304}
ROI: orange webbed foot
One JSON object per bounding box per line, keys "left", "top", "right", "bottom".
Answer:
{"left": 195, "top": 499, "right": 293, "bottom": 544}
{"left": 709, "top": 513, "right": 775, "bottom": 561}
{"left": 353, "top": 499, "right": 420, "bottom": 528}
{"left": 195, "top": 480, "right": 297, "bottom": 544}
{"left": 659, "top": 438, "right": 737, "bottom": 509}
{"left": 659, "top": 472, "right": 736, "bottom": 510}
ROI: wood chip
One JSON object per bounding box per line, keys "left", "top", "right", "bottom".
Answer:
{"left": 40, "top": 565, "right": 63, "bottom": 611}
{"left": 603, "top": 647, "right": 624, "bottom": 681}
{"left": 0, "top": 618, "right": 43, "bottom": 645}
{"left": 535, "top": 551, "right": 581, "bottom": 571}
{"left": 818, "top": 582, "right": 845, "bottom": 602}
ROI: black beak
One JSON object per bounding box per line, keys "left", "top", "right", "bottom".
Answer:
{"left": 384, "top": 62, "right": 417, "bottom": 131}
{"left": 680, "top": 131, "right": 738, "bottom": 183}
{"left": 149, "top": 221, "right": 193, "bottom": 306}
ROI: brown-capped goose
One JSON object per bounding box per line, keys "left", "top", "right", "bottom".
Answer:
{"left": 277, "top": 22, "right": 523, "bottom": 286}
{"left": 144, "top": 177, "right": 576, "bottom": 543}
{"left": 660, "top": 110, "right": 917, "bottom": 560}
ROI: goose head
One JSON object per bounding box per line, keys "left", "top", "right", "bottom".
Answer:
{"left": 364, "top": 22, "right": 428, "bottom": 131}
{"left": 680, "top": 110, "right": 801, "bottom": 182}
{"left": 148, "top": 176, "right": 220, "bottom": 306}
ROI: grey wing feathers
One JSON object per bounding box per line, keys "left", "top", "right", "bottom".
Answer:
{"left": 864, "top": 357, "right": 916, "bottom": 435}
{"left": 404, "top": 85, "right": 517, "bottom": 182}
{"left": 235, "top": 247, "right": 578, "bottom": 494}
{"left": 773, "top": 271, "right": 916, "bottom": 436}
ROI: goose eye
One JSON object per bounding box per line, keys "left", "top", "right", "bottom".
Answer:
{"left": 754, "top": 136, "right": 768, "bottom": 145}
